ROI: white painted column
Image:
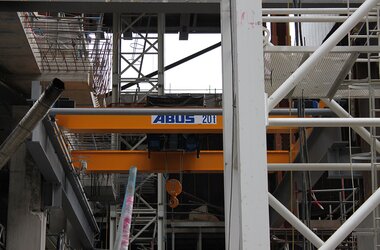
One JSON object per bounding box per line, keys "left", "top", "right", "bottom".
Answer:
{"left": 221, "top": 0, "right": 270, "bottom": 248}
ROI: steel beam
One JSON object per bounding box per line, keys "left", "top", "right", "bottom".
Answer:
{"left": 112, "top": 13, "right": 121, "bottom": 105}
{"left": 56, "top": 114, "right": 223, "bottom": 133}
{"left": 51, "top": 108, "right": 223, "bottom": 115}
{"left": 70, "top": 150, "right": 290, "bottom": 172}
{"left": 158, "top": 13, "right": 165, "bottom": 95}
{"left": 268, "top": 163, "right": 375, "bottom": 171}
{"left": 263, "top": 16, "right": 378, "bottom": 23}
{"left": 269, "top": 117, "right": 380, "bottom": 127}
{"left": 267, "top": 0, "right": 379, "bottom": 111}
{"left": 0, "top": 1, "right": 365, "bottom": 13}
{"left": 50, "top": 107, "right": 333, "bottom": 116}
{"left": 56, "top": 113, "right": 327, "bottom": 133}
{"left": 56, "top": 114, "right": 380, "bottom": 133}
{"left": 70, "top": 151, "right": 379, "bottom": 172}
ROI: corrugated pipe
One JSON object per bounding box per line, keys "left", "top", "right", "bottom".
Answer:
{"left": 0, "top": 78, "right": 65, "bottom": 170}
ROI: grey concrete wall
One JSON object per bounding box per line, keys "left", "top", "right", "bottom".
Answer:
{"left": 6, "top": 145, "right": 46, "bottom": 250}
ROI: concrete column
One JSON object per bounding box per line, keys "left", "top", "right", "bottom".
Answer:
{"left": 7, "top": 106, "right": 46, "bottom": 250}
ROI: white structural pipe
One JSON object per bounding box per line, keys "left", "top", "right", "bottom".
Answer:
{"left": 50, "top": 108, "right": 223, "bottom": 115}
{"left": 268, "top": 193, "right": 324, "bottom": 248}
{"left": 262, "top": 8, "right": 358, "bottom": 15}
{"left": 269, "top": 117, "right": 380, "bottom": 127}
{"left": 322, "top": 98, "right": 380, "bottom": 153}
{"left": 267, "top": 0, "right": 379, "bottom": 111}
{"left": 263, "top": 16, "right": 377, "bottom": 23}
{"left": 268, "top": 163, "right": 373, "bottom": 171}
{"left": 319, "top": 187, "right": 380, "bottom": 250}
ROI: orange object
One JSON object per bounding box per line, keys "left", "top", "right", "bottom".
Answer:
{"left": 169, "top": 196, "right": 179, "bottom": 209}
{"left": 56, "top": 114, "right": 223, "bottom": 134}
{"left": 166, "top": 179, "right": 182, "bottom": 196}
{"left": 56, "top": 114, "right": 301, "bottom": 134}
{"left": 70, "top": 150, "right": 290, "bottom": 172}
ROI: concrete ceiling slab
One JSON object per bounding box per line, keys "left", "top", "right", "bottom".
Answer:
{"left": 0, "top": 13, "right": 40, "bottom": 75}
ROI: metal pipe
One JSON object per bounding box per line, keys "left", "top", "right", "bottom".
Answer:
{"left": 262, "top": 8, "right": 358, "bottom": 15}
{"left": 268, "top": 193, "right": 324, "bottom": 248}
{"left": 267, "top": 0, "right": 379, "bottom": 111}
{"left": 271, "top": 108, "right": 334, "bottom": 116}
{"left": 113, "top": 167, "right": 137, "bottom": 250}
{"left": 50, "top": 108, "right": 332, "bottom": 116}
{"left": 269, "top": 117, "right": 380, "bottom": 127}
{"left": 319, "top": 187, "right": 380, "bottom": 250}
{"left": 268, "top": 163, "right": 373, "bottom": 171}
{"left": 0, "top": 78, "right": 64, "bottom": 170}
{"left": 50, "top": 108, "right": 222, "bottom": 115}
{"left": 263, "top": 16, "right": 378, "bottom": 23}
{"left": 322, "top": 98, "right": 380, "bottom": 153}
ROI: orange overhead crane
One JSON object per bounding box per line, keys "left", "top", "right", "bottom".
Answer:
{"left": 55, "top": 114, "right": 298, "bottom": 134}
{"left": 55, "top": 113, "right": 301, "bottom": 172}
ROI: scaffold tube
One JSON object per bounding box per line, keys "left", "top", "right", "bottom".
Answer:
{"left": 268, "top": 193, "right": 324, "bottom": 248}
{"left": 320, "top": 187, "right": 380, "bottom": 250}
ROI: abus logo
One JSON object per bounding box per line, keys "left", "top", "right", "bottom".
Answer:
{"left": 152, "top": 115, "right": 195, "bottom": 124}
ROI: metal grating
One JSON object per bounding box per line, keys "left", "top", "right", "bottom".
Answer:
{"left": 264, "top": 51, "right": 354, "bottom": 98}
{"left": 335, "top": 83, "right": 380, "bottom": 98}
{"left": 292, "top": 52, "right": 351, "bottom": 98}
{"left": 264, "top": 52, "right": 304, "bottom": 96}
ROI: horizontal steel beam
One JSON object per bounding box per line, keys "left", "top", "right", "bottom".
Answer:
{"left": 56, "top": 114, "right": 380, "bottom": 133}
{"left": 0, "top": 1, "right": 364, "bottom": 13}
{"left": 265, "top": 46, "right": 380, "bottom": 53}
{"left": 270, "top": 117, "right": 380, "bottom": 127}
{"left": 71, "top": 150, "right": 377, "bottom": 172}
{"left": 51, "top": 108, "right": 332, "bottom": 116}
{"left": 56, "top": 114, "right": 223, "bottom": 133}
{"left": 71, "top": 150, "right": 290, "bottom": 172}
{"left": 56, "top": 114, "right": 300, "bottom": 133}
{"left": 262, "top": 8, "right": 359, "bottom": 15}
{"left": 268, "top": 163, "right": 374, "bottom": 171}
{"left": 51, "top": 108, "right": 223, "bottom": 115}
{"left": 263, "top": 16, "right": 377, "bottom": 23}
